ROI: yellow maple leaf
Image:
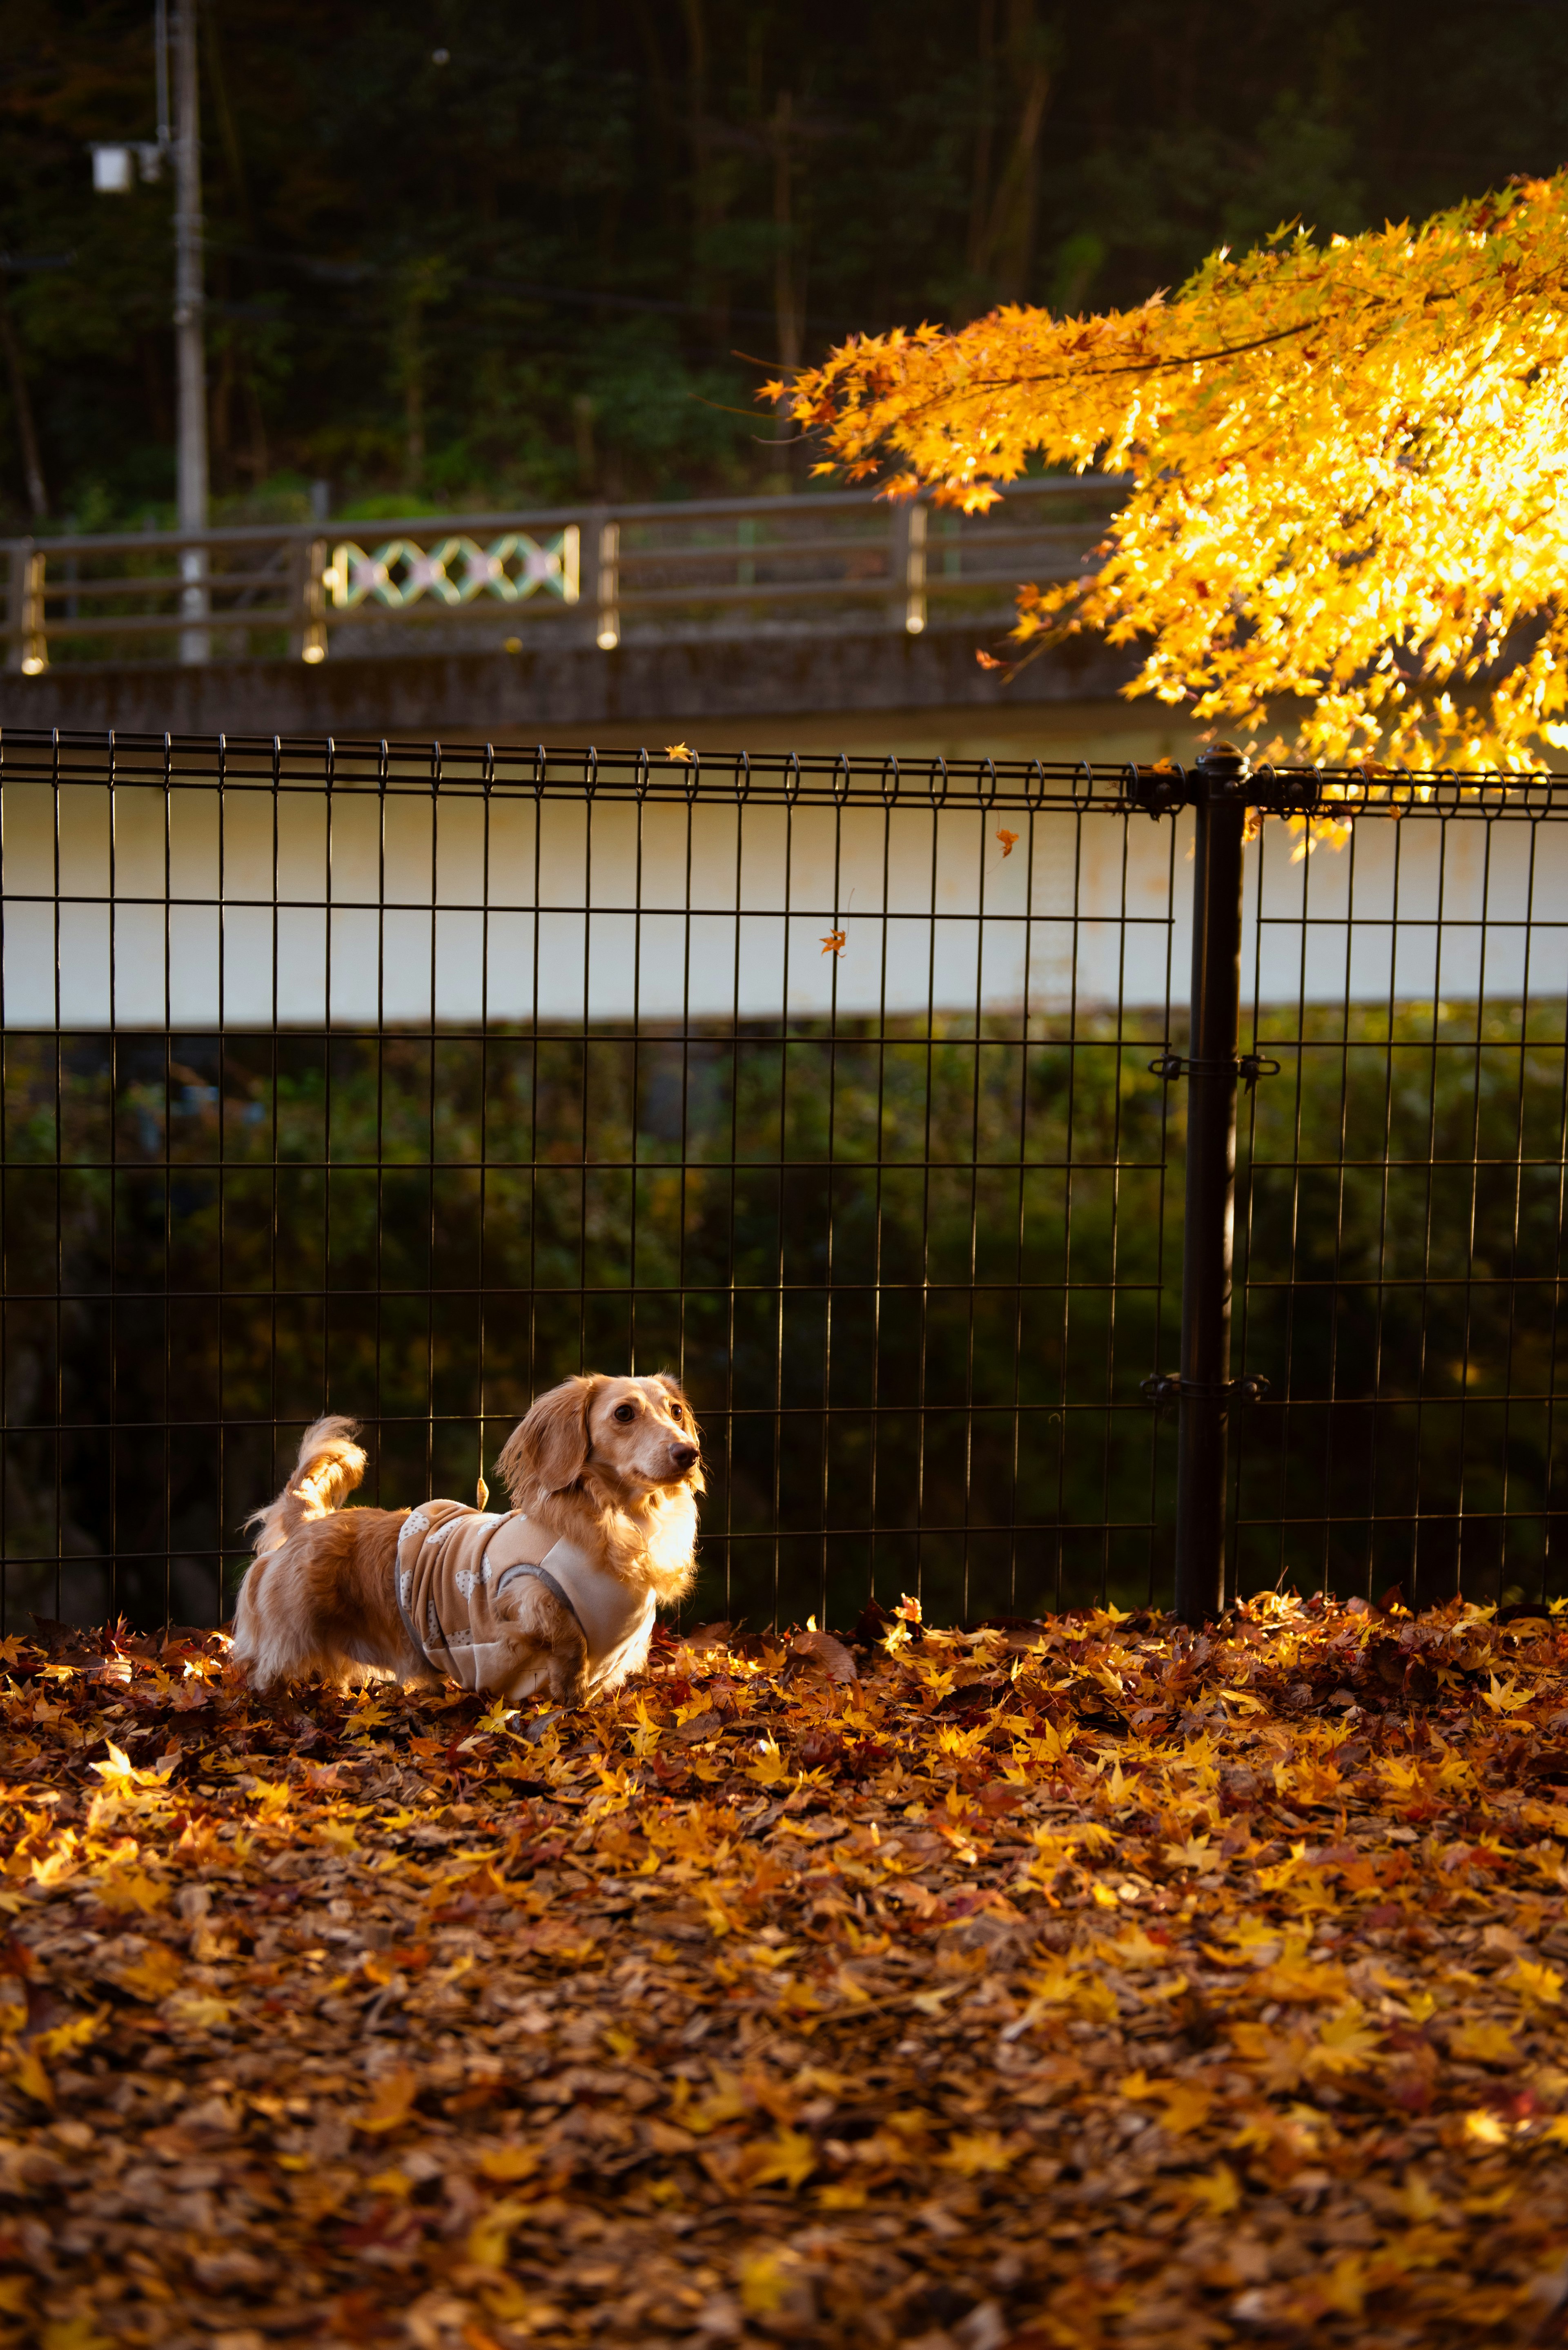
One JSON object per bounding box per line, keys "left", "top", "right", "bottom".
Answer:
{"left": 1165, "top": 1832, "right": 1217, "bottom": 1871}
{"left": 745, "top": 1737, "right": 793, "bottom": 1788}
{"left": 118, "top": 1944, "right": 183, "bottom": 2002}
{"left": 739, "top": 2252, "right": 793, "bottom": 2316}
{"left": 1508, "top": 1958, "right": 1564, "bottom": 2006}
{"left": 1399, "top": 2170, "right": 1445, "bottom": 2223}
{"left": 1448, "top": 2019, "right": 1519, "bottom": 2065}
{"left": 1151, "top": 2081, "right": 1214, "bottom": 2138}
{"left": 664, "top": 741, "right": 694, "bottom": 763}
{"left": 89, "top": 1741, "right": 155, "bottom": 1787}
{"left": 746, "top": 2127, "right": 818, "bottom": 2189}
{"left": 1319, "top": 2254, "right": 1372, "bottom": 2317}
{"left": 1119, "top": 2073, "right": 1213, "bottom": 2136}
{"left": 39, "top": 2321, "right": 114, "bottom": 2350}
{"left": 94, "top": 1864, "right": 168, "bottom": 1915}
{"left": 8, "top": 2047, "right": 51, "bottom": 2105}
{"left": 1309, "top": 2002, "right": 1385, "bottom": 2074}
{"left": 164, "top": 1991, "right": 230, "bottom": 2032}
{"left": 1229, "top": 2022, "right": 1311, "bottom": 2094}
{"left": 1185, "top": 2161, "right": 1241, "bottom": 2216}
{"left": 467, "top": 2195, "right": 533, "bottom": 2270}
{"left": 937, "top": 2129, "right": 1016, "bottom": 2176}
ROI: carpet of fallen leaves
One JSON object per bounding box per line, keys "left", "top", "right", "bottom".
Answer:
{"left": 4, "top": 1592, "right": 1568, "bottom": 2350}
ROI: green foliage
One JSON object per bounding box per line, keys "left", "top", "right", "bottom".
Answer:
{"left": 3, "top": 999, "right": 1563, "bottom": 1637}
{"left": 3, "top": 2, "right": 1568, "bottom": 523}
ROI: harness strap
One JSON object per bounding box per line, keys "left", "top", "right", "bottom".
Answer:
{"left": 396, "top": 1573, "right": 450, "bottom": 1663}
{"left": 394, "top": 1548, "right": 422, "bottom": 1659}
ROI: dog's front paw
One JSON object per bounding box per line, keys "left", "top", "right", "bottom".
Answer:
{"left": 548, "top": 1655, "right": 589, "bottom": 1709}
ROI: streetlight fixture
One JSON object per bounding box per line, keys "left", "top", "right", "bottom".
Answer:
{"left": 90, "top": 0, "right": 208, "bottom": 662}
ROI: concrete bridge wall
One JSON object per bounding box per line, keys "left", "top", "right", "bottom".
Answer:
{"left": 0, "top": 622, "right": 1144, "bottom": 749}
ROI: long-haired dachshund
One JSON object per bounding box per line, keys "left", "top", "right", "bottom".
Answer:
{"left": 230, "top": 1373, "right": 701, "bottom": 1705}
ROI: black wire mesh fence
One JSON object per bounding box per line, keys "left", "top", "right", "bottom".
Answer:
{"left": 1, "top": 730, "right": 1566, "bottom": 1634}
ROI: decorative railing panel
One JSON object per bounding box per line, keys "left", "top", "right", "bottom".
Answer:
{"left": 0, "top": 482, "right": 1122, "bottom": 672}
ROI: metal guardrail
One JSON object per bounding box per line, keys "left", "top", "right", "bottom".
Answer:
{"left": 0, "top": 480, "right": 1124, "bottom": 673}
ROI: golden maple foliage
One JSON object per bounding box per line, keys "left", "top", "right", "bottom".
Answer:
{"left": 780, "top": 174, "right": 1568, "bottom": 775}
{"left": 3, "top": 1599, "right": 1568, "bottom": 2345}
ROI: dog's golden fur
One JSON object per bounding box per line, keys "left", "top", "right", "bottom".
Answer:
{"left": 229, "top": 1373, "right": 702, "bottom": 1702}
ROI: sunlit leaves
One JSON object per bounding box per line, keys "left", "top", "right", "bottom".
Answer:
{"left": 787, "top": 174, "right": 1568, "bottom": 776}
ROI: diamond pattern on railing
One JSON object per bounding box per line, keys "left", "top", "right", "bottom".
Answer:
{"left": 323, "top": 528, "right": 580, "bottom": 610}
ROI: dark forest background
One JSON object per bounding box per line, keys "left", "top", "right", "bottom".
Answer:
{"left": 4, "top": 2, "right": 1568, "bottom": 527}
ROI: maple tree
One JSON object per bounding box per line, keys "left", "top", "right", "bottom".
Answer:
{"left": 4, "top": 1596, "right": 1568, "bottom": 2346}
{"left": 782, "top": 174, "right": 1568, "bottom": 777}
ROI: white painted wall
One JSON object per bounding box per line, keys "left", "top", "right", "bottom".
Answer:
{"left": 4, "top": 780, "right": 1565, "bottom": 1028}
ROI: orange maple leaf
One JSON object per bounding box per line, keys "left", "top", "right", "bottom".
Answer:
{"left": 997, "top": 828, "right": 1019, "bottom": 857}
{"left": 821, "top": 930, "right": 846, "bottom": 957}
{"left": 975, "top": 650, "right": 1004, "bottom": 671}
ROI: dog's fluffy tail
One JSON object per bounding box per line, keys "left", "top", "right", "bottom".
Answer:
{"left": 246, "top": 1416, "right": 366, "bottom": 1558}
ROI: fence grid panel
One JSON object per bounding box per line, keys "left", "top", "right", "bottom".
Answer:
{"left": 2, "top": 731, "right": 1565, "bottom": 1633}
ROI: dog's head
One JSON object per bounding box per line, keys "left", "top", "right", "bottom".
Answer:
{"left": 497, "top": 1372, "right": 703, "bottom": 1510}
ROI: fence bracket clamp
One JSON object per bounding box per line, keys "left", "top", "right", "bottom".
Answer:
{"left": 1142, "top": 1372, "right": 1272, "bottom": 1415}
{"left": 1149, "top": 1050, "right": 1281, "bottom": 1090}
{"left": 1123, "top": 757, "right": 1324, "bottom": 817}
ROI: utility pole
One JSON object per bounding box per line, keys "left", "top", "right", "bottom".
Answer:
{"left": 172, "top": 0, "right": 209, "bottom": 660}
{"left": 87, "top": 1, "right": 206, "bottom": 657}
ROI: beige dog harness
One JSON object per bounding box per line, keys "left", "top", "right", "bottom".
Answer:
{"left": 394, "top": 1501, "right": 657, "bottom": 1698}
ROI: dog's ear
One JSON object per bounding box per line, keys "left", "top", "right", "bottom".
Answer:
{"left": 654, "top": 1370, "right": 700, "bottom": 1453}
{"left": 497, "top": 1376, "right": 597, "bottom": 1503}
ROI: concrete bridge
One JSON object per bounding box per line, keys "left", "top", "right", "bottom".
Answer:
{"left": 0, "top": 481, "right": 1203, "bottom": 768}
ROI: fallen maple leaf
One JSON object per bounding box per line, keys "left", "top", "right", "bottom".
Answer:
{"left": 354, "top": 2067, "right": 420, "bottom": 2133}
{"left": 467, "top": 2196, "right": 534, "bottom": 2270}
{"left": 1122, "top": 2074, "right": 1214, "bottom": 2136}
{"left": 1310, "top": 2002, "right": 1385, "bottom": 2074}
{"left": 1448, "top": 2019, "right": 1520, "bottom": 2065}
{"left": 4, "top": 1590, "right": 1568, "bottom": 2347}
{"left": 1186, "top": 2161, "right": 1242, "bottom": 2216}
{"left": 117, "top": 1946, "right": 183, "bottom": 2002}
{"left": 746, "top": 2127, "right": 818, "bottom": 2189}
{"left": 790, "top": 1628, "right": 858, "bottom": 1683}
{"left": 1508, "top": 1958, "right": 1564, "bottom": 2006}
{"left": 664, "top": 741, "right": 694, "bottom": 763}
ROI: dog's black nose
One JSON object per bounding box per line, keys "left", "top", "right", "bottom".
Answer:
{"left": 671, "top": 1443, "right": 699, "bottom": 1472}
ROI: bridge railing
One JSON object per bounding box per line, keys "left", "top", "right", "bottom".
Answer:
{"left": 0, "top": 479, "right": 1125, "bottom": 674}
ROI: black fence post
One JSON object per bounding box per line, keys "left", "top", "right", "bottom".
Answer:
{"left": 1173, "top": 745, "right": 1248, "bottom": 1625}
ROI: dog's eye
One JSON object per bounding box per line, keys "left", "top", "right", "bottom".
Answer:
{"left": 668, "top": 1404, "right": 684, "bottom": 1422}
{"left": 613, "top": 1404, "right": 636, "bottom": 1422}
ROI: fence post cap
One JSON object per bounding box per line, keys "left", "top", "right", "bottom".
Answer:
{"left": 1192, "top": 739, "right": 1250, "bottom": 799}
